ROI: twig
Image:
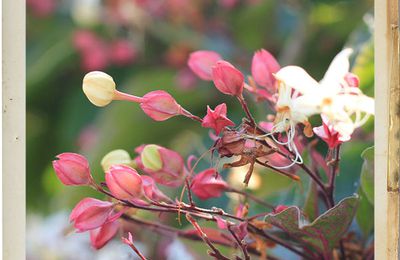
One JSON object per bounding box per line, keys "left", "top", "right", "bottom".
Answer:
{"left": 237, "top": 95, "right": 256, "bottom": 126}
{"left": 97, "top": 184, "right": 309, "bottom": 259}
{"left": 227, "top": 224, "right": 250, "bottom": 260}
{"left": 327, "top": 145, "right": 341, "bottom": 208}
{"left": 121, "top": 233, "right": 148, "bottom": 260}
{"left": 185, "top": 177, "right": 196, "bottom": 207}
{"left": 121, "top": 214, "right": 279, "bottom": 258}
{"left": 327, "top": 145, "right": 345, "bottom": 258}
{"left": 181, "top": 108, "right": 204, "bottom": 123}
{"left": 186, "top": 214, "right": 231, "bottom": 260}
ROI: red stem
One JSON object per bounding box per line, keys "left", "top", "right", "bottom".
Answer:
{"left": 237, "top": 95, "right": 256, "bottom": 126}
{"left": 227, "top": 224, "right": 250, "bottom": 260}
{"left": 186, "top": 214, "right": 231, "bottom": 260}
{"left": 114, "top": 90, "right": 144, "bottom": 103}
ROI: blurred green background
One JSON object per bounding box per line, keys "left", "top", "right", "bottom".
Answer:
{"left": 27, "top": 0, "right": 374, "bottom": 258}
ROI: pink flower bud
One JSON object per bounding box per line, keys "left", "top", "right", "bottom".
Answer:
{"left": 90, "top": 221, "right": 120, "bottom": 249}
{"left": 313, "top": 115, "right": 351, "bottom": 148}
{"left": 188, "top": 50, "right": 222, "bottom": 80}
{"left": 141, "top": 175, "right": 171, "bottom": 202}
{"left": 27, "top": 0, "right": 56, "bottom": 17}
{"left": 191, "top": 169, "right": 228, "bottom": 200}
{"left": 251, "top": 49, "right": 280, "bottom": 90}
{"left": 52, "top": 153, "right": 92, "bottom": 186}
{"left": 202, "top": 103, "right": 235, "bottom": 135}
{"left": 212, "top": 61, "right": 244, "bottom": 96}
{"left": 110, "top": 40, "right": 137, "bottom": 66}
{"left": 105, "top": 165, "right": 143, "bottom": 201}
{"left": 81, "top": 42, "right": 109, "bottom": 71}
{"left": 344, "top": 72, "right": 360, "bottom": 88}
{"left": 70, "top": 198, "right": 114, "bottom": 232}
{"left": 140, "top": 144, "right": 186, "bottom": 187}
{"left": 73, "top": 30, "right": 98, "bottom": 52}
{"left": 140, "top": 90, "right": 182, "bottom": 121}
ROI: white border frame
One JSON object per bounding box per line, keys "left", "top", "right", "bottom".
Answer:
{"left": 2, "top": 0, "right": 399, "bottom": 259}
{"left": 2, "top": 0, "right": 25, "bottom": 259}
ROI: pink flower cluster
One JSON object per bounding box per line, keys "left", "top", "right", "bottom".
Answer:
{"left": 188, "top": 49, "right": 280, "bottom": 101}
{"left": 27, "top": 0, "right": 56, "bottom": 17}
{"left": 53, "top": 144, "right": 232, "bottom": 249}
{"left": 73, "top": 30, "right": 137, "bottom": 71}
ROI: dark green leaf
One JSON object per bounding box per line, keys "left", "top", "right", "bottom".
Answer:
{"left": 265, "top": 196, "right": 359, "bottom": 255}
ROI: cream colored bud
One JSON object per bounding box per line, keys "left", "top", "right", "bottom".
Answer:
{"left": 83, "top": 71, "right": 116, "bottom": 107}
{"left": 141, "top": 144, "right": 162, "bottom": 171}
{"left": 101, "top": 149, "right": 132, "bottom": 172}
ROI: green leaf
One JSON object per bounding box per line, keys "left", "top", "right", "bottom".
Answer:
{"left": 360, "top": 146, "right": 374, "bottom": 205}
{"left": 265, "top": 196, "right": 359, "bottom": 256}
{"left": 355, "top": 187, "right": 374, "bottom": 238}
{"left": 303, "top": 181, "right": 319, "bottom": 222}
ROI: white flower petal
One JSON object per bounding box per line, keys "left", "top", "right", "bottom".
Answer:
{"left": 321, "top": 48, "right": 353, "bottom": 89}
{"left": 275, "top": 66, "right": 319, "bottom": 94}
{"left": 291, "top": 95, "right": 321, "bottom": 119}
{"left": 342, "top": 95, "right": 375, "bottom": 115}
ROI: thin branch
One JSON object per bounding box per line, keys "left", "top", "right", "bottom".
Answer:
{"left": 185, "top": 177, "right": 196, "bottom": 207}
{"left": 227, "top": 224, "right": 250, "bottom": 260}
{"left": 327, "top": 145, "right": 345, "bottom": 258}
{"left": 97, "top": 185, "right": 310, "bottom": 259}
{"left": 180, "top": 108, "right": 204, "bottom": 123}
{"left": 121, "top": 214, "right": 279, "bottom": 258}
{"left": 186, "top": 214, "right": 231, "bottom": 260}
{"left": 237, "top": 95, "right": 256, "bottom": 126}
{"left": 121, "top": 233, "right": 148, "bottom": 260}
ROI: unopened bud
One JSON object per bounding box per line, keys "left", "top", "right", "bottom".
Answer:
{"left": 82, "top": 71, "right": 116, "bottom": 107}
{"left": 140, "top": 90, "right": 182, "bottom": 121}
{"left": 101, "top": 149, "right": 132, "bottom": 172}
{"left": 52, "top": 153, "right": 92, "bottom": 186}
{"left": 212, "top": 61, "right": 244, "bottom": 96}
{"left": 188, "top": 50, "right": 222, "bottom": 80}
{"left": 70, "top": 198, "right": 114, "bottom": 232}
{"left": 139, "top": 144, "right": 185, "bottom": 187}
{"left": 105, "top": 165, "right": 143, "bottom": 201}
{"left": 251, "top": 49, "right": 280, "bottom": 90}
{"left": 141, "top": 144, "right": 162, "bottom": 171}
{"left": 90, "top": 221, "right": 119, "bottom": 250}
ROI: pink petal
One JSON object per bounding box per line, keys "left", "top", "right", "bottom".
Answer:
{"left": 188, "top": 50, "right": 222, "bottom": 80}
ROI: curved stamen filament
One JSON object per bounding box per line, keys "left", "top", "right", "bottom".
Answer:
{"left": 242, "top": 121, "right": 304, "bottom": 170}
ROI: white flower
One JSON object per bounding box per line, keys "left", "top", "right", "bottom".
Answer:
{"left": 274, "top": 48, "right": 374, "bottom": 138}
{"left": 250, "top": 48, "right": 375, "bottom": 169}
